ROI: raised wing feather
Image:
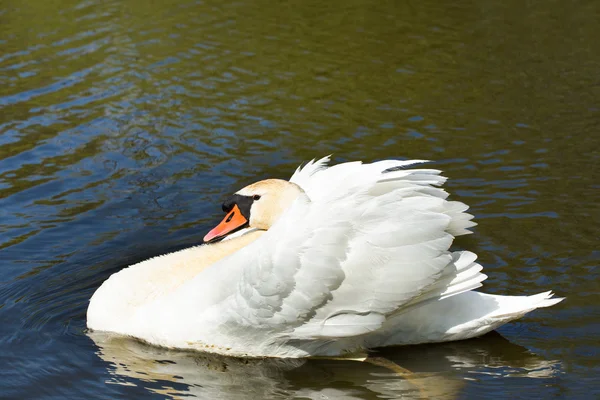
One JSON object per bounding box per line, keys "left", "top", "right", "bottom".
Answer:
{"left": 288, "top": 155, "right": 332, "bottom": 189}
{"left": 223, "top": 159, "right": 481, "bottom": 340}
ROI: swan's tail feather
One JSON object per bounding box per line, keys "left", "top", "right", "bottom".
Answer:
{"left": 536, "top": 291, "right": 565, "bottom": 308}
{"left": 368, "top": 290, "right": 564, "bottom": 347}
{"left": 490, "top": 291, "right": 565, "bottom": 319}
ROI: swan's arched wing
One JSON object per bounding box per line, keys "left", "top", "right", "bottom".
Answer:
{"left": 223, "top": 160, "right": 482, "bottom": 340}
{"left": 227, "top": 195, "right": 351, "bottom": 328}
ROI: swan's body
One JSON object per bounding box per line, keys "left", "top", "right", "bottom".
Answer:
{"left": 87, "top": 157, "right": 563, "bottom": 358}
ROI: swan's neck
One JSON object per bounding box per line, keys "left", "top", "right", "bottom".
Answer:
{"left": 87, "top": 229, "right": 267, "bottom": 333}
{"left": 141, "top": 230, "right": 265, "bottom": 303}
{"left": 198, "top": 229, "right": 265, "bottom": 269}
{"left": 109, "top": 230, "right": 266, "bottom": 308}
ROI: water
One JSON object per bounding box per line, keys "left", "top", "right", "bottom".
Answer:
{"left": 1, "top": 0, "right": 599, "bottom": 398}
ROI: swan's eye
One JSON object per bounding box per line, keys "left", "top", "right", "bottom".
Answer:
{"left": 253, "top": 195, "right": 261, "bottom": 201}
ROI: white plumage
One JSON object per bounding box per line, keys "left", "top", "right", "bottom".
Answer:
{"left": 87, "top": 157, "right": 563, "bottom": 358}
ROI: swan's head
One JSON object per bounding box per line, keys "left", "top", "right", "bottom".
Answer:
{"left": 203, "top": 179, "right": 304, "bottom": 243}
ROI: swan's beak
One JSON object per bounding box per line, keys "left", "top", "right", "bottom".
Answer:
{"left": 203, "top": 204, "right": 249, "bottom": 243}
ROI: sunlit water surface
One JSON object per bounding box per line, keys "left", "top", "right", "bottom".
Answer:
{"left": 1, "top": 0, "right": 599, "bottom": 398}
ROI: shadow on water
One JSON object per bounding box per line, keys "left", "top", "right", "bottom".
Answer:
{"left": 88, "top": 330, "right": 560, "bottom": 399}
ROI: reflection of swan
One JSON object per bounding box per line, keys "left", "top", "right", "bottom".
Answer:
{"left": 88, "top": 157, "right": 563, "bottom": 357}
{"left": 379, "top": 331, "right": 560, "bottom": 376}
{"left": 89, "top": 332, "right": 305, "bottom": 399}
{"left": 89, "top": 331, "right": 561, "bottom": 399}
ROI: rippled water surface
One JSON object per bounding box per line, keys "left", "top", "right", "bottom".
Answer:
{"left": 1, "top": 0, "right": 599, "bottom": 398}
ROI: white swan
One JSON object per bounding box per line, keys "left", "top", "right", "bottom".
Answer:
{"left": 87, "top": 157, "right": 563, "bottom": 358}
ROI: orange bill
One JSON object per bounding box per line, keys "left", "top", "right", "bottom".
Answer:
{"left": 203, "top": 204, "right": 248, "bottom": 242}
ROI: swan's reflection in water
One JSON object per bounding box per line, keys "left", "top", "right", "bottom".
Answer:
{"left": 89, "top": 331, "right": 560, "bottom": 399}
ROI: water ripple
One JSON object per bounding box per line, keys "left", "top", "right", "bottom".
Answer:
{"left": 1, "top": 0, "right": 599, "bottom": 398}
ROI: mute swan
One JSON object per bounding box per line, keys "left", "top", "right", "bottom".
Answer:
{"left": 87, "top": 157, "right": 563, "bottom": 358}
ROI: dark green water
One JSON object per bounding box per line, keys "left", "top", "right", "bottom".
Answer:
{"left": 1, "top": 0, "right": 599, "bottom": 398}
